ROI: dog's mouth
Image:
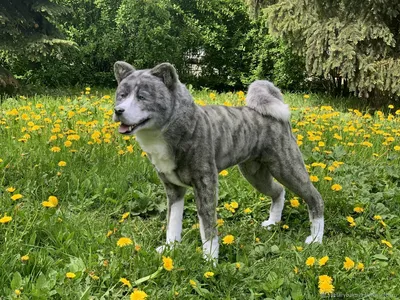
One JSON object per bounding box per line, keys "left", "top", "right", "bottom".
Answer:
{"left": 118, "top": 118, "right": 151, "bottom": 134}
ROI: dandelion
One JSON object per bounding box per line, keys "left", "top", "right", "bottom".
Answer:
{"left": 0, "top": 215, "right": 12, "bottom": 224}
{"left": 244, "top": 208, "right": 252, "bottom": 214}
{"left": 319, "top": 256, "right": 329, "bottom": 266}
{"left": 6, "top": 187, "right": 16, "bottom": 193}
{"left": 130, "top": 290, "right": 148, "bottom": 300}
{"left": 318, "top": 275, "right": 334, "bottom": 295}
{"left": 50, "top": 146, "right": 61, "bottom": 152}
{"left": 66, "top": 272, "right": 76, "bottom": 279}
{"left": 394, "top": 146, "right": 400, "bottom": 151}
{"left": 324, "top": 176, "right": 332, "bottom": 181}
{"left": 381, "top": 240, "right": 393, "bottom": 248}
{"left": 11, "top": 194, "right": 23, "bottom": 201}
{"left": 230, "top": 201, "right": 238, "bottom": 209}
{"left": 120, "top": 278, "right": 132, "bottom": 288}
{"left": 295, "top": 246, "right": 303, "bottom": 252}
{"left": 117, "top": 237, "right": 133, "bottom": 247}
{"left": 15, "top": 289, "right": 21, "bottom": 296}
{"left": 204, "top": 271, "right": 214, "bottom": 278}
{"left": 353, "top": 207, "right": 364, "bottom": 213}
{"left": 373, "top": 215, "right": 382, "bottom": 220}
{"left": 306, "top": 257, "right": 315, "bottom": 267}
{"left": 222, "top": 234, "right": 235, "bottom": 245}
{"left": 216, "top": 218, "right": 224, "bottom": 227}
{"left": 290, "top": 198, "right": 300, "bottom": 208}
{"left": 189, "top": 279, "right": 197, "bottom": 287}
{"left": 343, "top": 257, "right": 355, "bottom": 270}
{"left": 310, "top": 175, "right": 319, "bottom": 182}
{"left": 356, "top": 262, "right": 365, "bottom": 271}
{"left": 64, "top": 141, "right": 72, "bottom": 147}
{"left": 303, "top": 94, "right": 310, "bottom": 99}
{"left": 135, "top": 244, "right": 141, "bottom": 251}
{"left": 282, "top": 224, "right": 289, "bottom": 229}
{"left": 58, "top": 161, "right": 67, "bottom": 167}
{"left": 331, "top": 184, "right": 342, "bottom": 191}
{"left": 42, "top": 196, "right": 58, "bottom": 208}
{"left": 219, "top": 170, "right": 228, "bottom": 176}
{"left": 294, "top": 266, "right": 299, "bottom": 274}
{"left": 162, "top": 256, "right": 174, "bottom": 271}
{"left": 21, "top": 255, "right": 29, "bottom": 262}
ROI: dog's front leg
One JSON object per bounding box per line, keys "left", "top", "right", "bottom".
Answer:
{"left": 193, "top": 173, "right": 219, "bottom": 263}
{"left": 156, "top": 182, "right": 187, "bottom": 253}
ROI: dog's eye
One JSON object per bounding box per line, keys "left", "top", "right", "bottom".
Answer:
{"left": 137, "top": 94, "right": 145, "bottom": 101}
{"left": 119, "top": 92, "right": 127, "bottom": 98}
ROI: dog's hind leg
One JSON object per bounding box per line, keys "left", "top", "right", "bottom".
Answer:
{"left": 193, "top": 172, "right": 219, "bottom": 262}
{"left": 239, "top": 160, "right": 285, "bottom": 228}
{"left": 156, "top": 182, "right": 187, "bottom": 253}
{"left": 266, "top": 141, "right": 324, "bottom": 244}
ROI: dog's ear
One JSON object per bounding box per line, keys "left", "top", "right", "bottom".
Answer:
{"left": 114, "top": 61, "right": 135, "bottom": 84}
{"left": 150, "top": 63, "right": 179, "bottom": 89}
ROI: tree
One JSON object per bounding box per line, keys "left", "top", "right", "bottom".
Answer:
{"left": 264, "top": 0, "right": 400, "bottom": 98}
{"left": 0, "top": 0, "right": 74, "bottom": 92}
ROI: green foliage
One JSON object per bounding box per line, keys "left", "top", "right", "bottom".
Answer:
{"left": 265, "top": 0, "right": 400, "bottom": 98}
{"left": 1, "top": 89, "right": 400, "bottom": 297}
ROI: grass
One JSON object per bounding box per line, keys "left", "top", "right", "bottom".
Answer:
{"left": 0, "top": 88, "right": 400, "bottom": 299}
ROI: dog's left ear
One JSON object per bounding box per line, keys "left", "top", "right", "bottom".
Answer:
{"left": 150, "top": 63, "right": 179, "bottom": 89}
{"left": 114, "top": 61, "right": 135, "bottom": 84}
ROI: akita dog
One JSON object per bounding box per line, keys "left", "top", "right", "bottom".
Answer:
{"left": 113, "top": 61, "right": 324, "bottom": 262}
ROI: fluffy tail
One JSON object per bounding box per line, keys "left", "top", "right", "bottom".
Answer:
{"left": 246, "top": 80, "right": 290, "bottom": 121}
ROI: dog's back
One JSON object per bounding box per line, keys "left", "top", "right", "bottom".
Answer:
{"left": 246, "top": 80, "right": 290, "bottom": 121}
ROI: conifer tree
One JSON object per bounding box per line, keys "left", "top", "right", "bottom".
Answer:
{"left": 250, "top": 0, "right": 400, "bottom": 98}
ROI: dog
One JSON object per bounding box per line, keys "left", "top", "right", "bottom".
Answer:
{"left": 113, "top": 61, "right": 324, "bottom": 262}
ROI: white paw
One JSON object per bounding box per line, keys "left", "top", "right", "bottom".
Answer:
{"left": 305, "top": 235, "right": 323, "bottom": 244}
{"left": 261, "top": 219, "right": 279, "bottom": 230}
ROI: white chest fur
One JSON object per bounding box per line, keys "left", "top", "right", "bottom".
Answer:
{"left": 136, "top": 131, "right": 186, "bottom": 187}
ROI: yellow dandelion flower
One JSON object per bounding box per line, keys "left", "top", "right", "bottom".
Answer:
{"left": 135, "top": 244, "right": 141, "bottom": 251}
{"left": 230, "top": 201, "right": 238, "bottom": 209}
{"left": 244, "top": 208, "right": 252, "bottom": 214}
{"left": 323, "top": 176, "right": 332, "bottom": 181}
{"left": 353, "top": 207, "right": 364, "bottom": 213}
{"left": 106, "top": 230, "right": 113, "bottom": 237}
{"left": 381, "top": 240, "right": 393, "bottom": 248}
{"left": 319, "top": 256, "right": 329, "bottom": 266}
{"left": 11, "top": 194, "right": 23, "bottom": 201}
{"left": 319, "top": 275, "right": 332, "bottom": 284}
{"left": 50, "top": 146, "right": 61, "bottom": 152}
{"left": 117, "top": 237, "right": 133, "bottom": 247}
{"left": 130, "top": 290, "right": 148, "bottom": 300}
{"left": 343, "top": 257, "right": 355, "bottom": 270}
{"left": 373, "top": 215, "right": 382, "bottom": 220}
{"left": 216, "top": 218, "right": 224, "bottom": 227}
{"left": 331, "top": 184, "right": 342, "bottom": 191}
{"left": 319, "top": 280, "right": 334, "bottom": 295}
{"left": 66, "top": 272, "right": 76, "bottom": 279}
{"left": 120, "top": 278, "right": 132, "bottom": 288}
{"left": 189, "top": 279, "right": 197, "bottom": 287}
{"left": 204, "top": 271, "right": 214, "bottom": 278}
{"left": 394, "top": 145, "right": 400, "bottom": 151}
{"left": 162, "top": 256, "right": 174, "bottom": 271}
{"left": 295, "top": 246, "right": 303, "bottom": 252}
{"left": 282, "top": 224, "right": 289, "bottom": 229}
{"left": 303, "top": 94, "right": 310, "bottom": 99}
{"left": 235, "top": 262, "right": 242, "bottom": 269}
{"left": 6, "top": 187, "right": 16, "bottom": 193}
{"left": 21, "top": 255, "right": 29, "bottom": 262}
{"left": 58, "top": 161, "right": 67, "bottom": 167}
{"left": 64, "top": 140, "right": 72, "bottom": 147}
{"left": 0, "top": 215, "right": 12, "bottom": 224}
{"left": 310, "top": 175, "right": 319, "bottom": 182}
{"left": 222, "top": 234, "right": 235, "bottom": 245}
{"left": 306, "top": 257, "right": 315, "bottom": 267}
{"left": 290, "top": 198, "right": 300, "bottom": 208}
{"left": 356, "top": 262, "right": 364, "bottom": 271}
{"left": 42, "top": 196, "right": 58, "bottom": 208}
{"left": 294, "top": 266, "right": 299, "bottom": 274}
{"left": 219, "top": 170, "right": 228, "bottom": 176}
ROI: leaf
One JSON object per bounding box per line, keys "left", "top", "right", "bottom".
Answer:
{"left": 10, "top": 271, "right": 22, "bottom": 290}
{"left": 372, "top": 254, "right": 388, "bottom": 261}
{"left": 36, "top": 273, "right": 48, "bottom": 290}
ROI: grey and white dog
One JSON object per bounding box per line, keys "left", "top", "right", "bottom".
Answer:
{"left": 113, "top": 61, "right": 324, "bottom": 261}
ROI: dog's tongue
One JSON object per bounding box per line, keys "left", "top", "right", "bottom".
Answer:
{"left": 118, "top": 124, "right": 130, "bottom": 133}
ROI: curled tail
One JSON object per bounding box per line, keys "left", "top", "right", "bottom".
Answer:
{"left": 246, "top": 80, "right": 290, "bottom": 121}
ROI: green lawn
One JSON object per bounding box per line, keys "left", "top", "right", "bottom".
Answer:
{"left": 0, "top": 89, "right": 399, "bottom": 299}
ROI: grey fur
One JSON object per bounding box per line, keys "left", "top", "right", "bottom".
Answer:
{"left": 113, "top": 62, "right": 324, "bottom": 262}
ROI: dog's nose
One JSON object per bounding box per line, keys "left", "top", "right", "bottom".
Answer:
{"left": 114, "top": 108, "right": 125, "bottom": 116}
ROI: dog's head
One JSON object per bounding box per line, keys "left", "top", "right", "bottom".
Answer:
{"left": 113, "top": 61, "right": 179, "bottom": 135}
